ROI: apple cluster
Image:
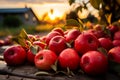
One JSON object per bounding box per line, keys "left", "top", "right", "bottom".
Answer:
{"left": 3, "top": 23, "right": 120, "bottom": 75}
{"left": 0, "top": 35, "right": 13, "bottom": 47}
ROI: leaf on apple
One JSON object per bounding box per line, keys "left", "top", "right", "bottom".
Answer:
{"left": 97, "top": 47, "right": 107, "bottom": 56}
{"left": 51, "top": 60, "right": 58, "bottom": 72}
{"left": 19, "top": 29, "right": 30, "bottom": 41}
{"left": 12, "top": 29, "right": 31, "bottom": 49}
{"left": 30, "top": 45, "right": 39, "bottom": 55}
{"left": 12, "top": 36, "right": 27, "bottom": 48}
{"left": 66, "top": 42, "right": 72, "bottom": 48}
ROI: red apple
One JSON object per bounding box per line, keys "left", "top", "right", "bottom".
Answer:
{"left": 113, "top": 40, "right": 120, "bottom": 47}
{"left": 58, "top": 48, "right": 80, "bottom": 70}
{"left": 108, "top": 46, "right": 120, "bottom": 63}
{"left": 45, "top": 31, "right": 62, "bottom": 45}
{"left": 3, "top": 45, "right": 26, "bottom": 66}
{"left": 0, "top": 39, "right": 4, "bottom": 47}
{"left": 4, "top": 35, "right": 13, "bottom": 45}
{"left": 34, "top": 49, "right": 57, "bottom": 70}
{"left": 28, "top": 34, "right": 36, "bottom": 42}
{"left": 40, "top": 36, "right": 46, "bottom": 42}
{"left": 52, "top": 27, "right": 64, "bottom": 36}
{"left": 80, "top": 51, "right": 108, "bottom": 75}
{"left": 65, "top": 29, "right": 81, "bottom": 43}
{"left": 27, "top": 49, "right": 35, "bottom": 64}
{"left": 107, "top": 25, "right": 119, "bottom": 35}
{"left": 114, "top": 31, "right": 120, "bottom": 40}
{"left": 49, "top": 36, "right": 67, "bottom": 55}
{"left": 93, "top": 24, "right": 103, "bottom": 31}
{"left": 74, "top": 32, "right": 99, "bottom": 55}
{"left": 33, "top": 41, "right": 47, "bottom": 49}
{"left": 98, "top": 38, "right": 113, "bottom": 50}
{"left": 84, "top": 29, "right": 105, "bottom": 39}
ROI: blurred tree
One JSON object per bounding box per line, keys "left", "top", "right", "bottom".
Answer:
{"left": 66, "top": 11, "right": 79, "bottom": 21}
{"left": 3, "top": 15, "right": 22, "bottom": 27}
{"left": 68, "top": 0, "right": 120, "bottom": 25}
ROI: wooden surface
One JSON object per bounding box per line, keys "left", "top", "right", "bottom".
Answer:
{"left": 0, "top": 46, "right": 120, "bottom": 80}
{"left": 0, "top": 63, "right": 120, "bottom": 80}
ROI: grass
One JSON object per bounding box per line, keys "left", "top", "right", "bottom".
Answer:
{"left": 0, "top": 23, "right": 65, "bottom": 38}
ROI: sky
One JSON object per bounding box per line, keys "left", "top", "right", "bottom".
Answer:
{"left": 0, "top": 0, "right": 70, "bottom": 19}
{"left": 0, "top": 0, "right": 98, "bottom": 20}
{"left": 0, "top": 0, "right": 67, "bottom": 4}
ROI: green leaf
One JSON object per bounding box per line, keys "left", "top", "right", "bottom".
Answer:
{"left": 34, "top": 71, "right": 52, "bottom": 76}
{"left": 90, "top": 0, "right": 102, "bottom": 9}
{"left": 51, "top": 60, "right": 58, "bottom": 72}
{"left": 76, "top": 6, "right": 83, "bottom": 12}
{"left": 78, "top": 19, "right": 84, "bottom": 31}
{"left": 97, "top": 47, "right": 107, "bottom": 56}
{"left": 30, "top": 45, "right": 39, "bottom": 55}
{"left": 66, "top": 19, "right": 80, "bottom": 27}
{"left": 12, "top": 36, "right": 27, "bottom": 48}
{"left": 19, "top": 29, "right": 29, "bottom": 40}
{"left": 67, "top": 67, "right": 70, "bottom": 74}
{"left": 67, "top": 67, "right": 75, "bottom": 77}
{"left": 105, "top": 13, "right": 112, "bottom": 24}
{"left": 12, "top": 29, "right": 31, "bottom": 49}
{"left": 54, "top": 71, "right": 73, "bottom": 77}
{"left": 66, "top": 42, "right": 72, "bottom": 48}
{"left": 69, "top": 0, "right": 75, "bottom": 5}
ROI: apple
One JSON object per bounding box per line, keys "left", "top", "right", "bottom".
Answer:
{"left": 58, "top": 48, "right": 80, "bottom": 70}
{"left": 108, "top": 46, "right": 120, "bottom": 63}
{"left": 114, "top": 31, "right": 120, "bottom": 40}
{"left": 3, "top": 45, "right": 26, "bottom": 66}
{"left": 84, "top": 29, "right": 105, "bottom": 39}
{"left": 80, "top": 51, "right": 108, "bottom": 75}
{"left": 27, "top": 49, "right": 35, "bottom": 64}
{"left": 112, "top": 40, "right": 120, "bottom": 47}
{"left": 74, "top": 32, "right": 99, "bottom": 55}
{"left": 28, "top": 34, "right": 36, "bottom": 42}
{"left": 52, "top": 27, "right": 64, "bottom": 36}
{"left": 34, "top": 49, "right": 57, "bottom": 70}
{"left": 4, "top": 35, "right": 13, "bottom": 45}
{"left": 107, "top": 25, "right": 119, "bottom": 35}
{"left": 93, "top": 24, "right": 103, "bottom": 31}
{"left": 98, "top": 38, "right": 113, "bottom": 50}
{"left": 27, "top": 40, "right": 46, "bottom": 64}
{"left": 0, "top": 39, "right": 4, "bottom": 47}
{"left": 33, "top": 41, "right": 47, "bottom": 49}
{"left": 48, "top": 36, "right": 67, "bottom": 55}
{"left": 65, "top": 29, "right": 81, "bottom": 43}
{"left": 40, "top": 36, "right": 47, "bottom": 42}
{"left": 45, "top": 31, "right": 62, "bottom": 45}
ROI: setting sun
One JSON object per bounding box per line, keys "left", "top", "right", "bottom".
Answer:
{"left": 48, "top": 9, "right": 63, "bottom": 21}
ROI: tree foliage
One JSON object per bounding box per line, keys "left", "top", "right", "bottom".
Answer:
{"left": 3, "top": 15, "right": 22, "bottom": 27}
{"left": 68, "top": 0, "right": 120, "bottom": 25}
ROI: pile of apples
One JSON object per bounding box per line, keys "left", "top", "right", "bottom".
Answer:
{"left": 3, "top": 23, "right": 120, "bottom": 75}
{"left": 0, "top": 35, "right": 13, "bottom": 47}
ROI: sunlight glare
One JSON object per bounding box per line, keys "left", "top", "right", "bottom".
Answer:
{"left": 48, "top": 9, "right": 63, "bottom": 21}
